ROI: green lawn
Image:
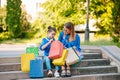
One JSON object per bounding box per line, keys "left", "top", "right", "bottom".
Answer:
{"left": 0, "top": 34, "right": 120, "bottom": 48}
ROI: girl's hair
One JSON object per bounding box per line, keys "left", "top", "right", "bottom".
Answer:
{"left": 64, "top": 22, "right": 75, "bottom": 41}
{"left": 48, "top": 26, "right": 56, "bottom": 33}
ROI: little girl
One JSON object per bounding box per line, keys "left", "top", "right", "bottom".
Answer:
{"left": 40, "top": 26, "right": 60, "bottom": 78}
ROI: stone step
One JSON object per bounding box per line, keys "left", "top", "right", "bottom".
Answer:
{"left": 72, "top": 59, "right": 110, "bottom": 67}
{"left": 83, "top": 53, "right": 102, "bottom": 59}
{"left": 0, "top": 53, "right": 102, "bottom": 64}
{"left": 71, "top": 66, "right": 118, "bottom": 75}
{"left": 0, "top": 71, "right": 119, "bottom": 80}
{"left": 19, "top": 73, "right": 120, "bottom": 80}
{"left": 0, "top": 57, "right": 21, "bottom": 64}
{"left": 0, "top": 65, "right": 117, "bottom": 78}
{"left": 0, "top": 63, "right": 20, "bottom": 72}
{"left": 0, "top": 59, "right": 110, "bottom": 72}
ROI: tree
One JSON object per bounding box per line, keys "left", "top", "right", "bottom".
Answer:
{"left": 6, "top": 0, "right": 22, "bottom": 38}
{"left": 90, "top": 0, "right": 113, "bottom": 34}
{"left": 111, "top": 0, "right": 120, "bottom": 42}
{"left": 90, "top": 0, "right": 120, "bottom": 42}
{"left": 39, "top": 0, "right": 86, "bottom": 31}
{"left": 0, "top": 7, "right": 6, "bottom": 32}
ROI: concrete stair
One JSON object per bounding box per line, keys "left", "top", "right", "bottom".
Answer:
{"left": 0, "top": 50, "right": 120, "bottom": 80}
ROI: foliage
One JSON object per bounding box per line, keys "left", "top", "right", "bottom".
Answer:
{"left": 0, "top": 7, "right": 6, "bottom": 32}
{"left": 0, "top": 32, "right": 11, "bottom": 41}
{"left": 37, "top": 0, "right": 86, "bottom": 33}
{"left": 6, "top": 0, "right": 22, "bottom": 38}
{"left": 111, "top": 0, "right": 120, "bottom": 43}
{"left": 90, "top": 0, "right": 114, "bottom": 34}
{"left": 20, "top": 9, "right": 32, "bottom": 38}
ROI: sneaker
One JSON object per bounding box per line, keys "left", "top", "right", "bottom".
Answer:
{"left": 54, "top": 71, "right": 60, "bottom": 78}
{"left": 47, "top": 70, "right": 53, "bottom": 77}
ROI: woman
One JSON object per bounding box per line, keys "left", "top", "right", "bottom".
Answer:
{"left": 58, "top": 22, "right": 81, "bottom": 77}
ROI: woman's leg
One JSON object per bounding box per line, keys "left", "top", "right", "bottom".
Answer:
{"left": 66, "top": 65, "right": 71, "bottom": 77}
{"left": 61, "top": 65, "right": 66, "bottom": 77}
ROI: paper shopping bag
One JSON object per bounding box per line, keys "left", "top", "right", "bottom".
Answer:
{"left": 49, "top": 41, "right": 63, "bottom": 59}
{"left": 21, "top": 53, "right": 35, "bottom": 72}
{"left": 52, "top": 49, "right": 68, "bottom": 66}
{"left": 30, "top": 59, "right": 44, "bottom": 78}
{"left": 66, "top": 48, "right": 79, "bottom": 65}
{"left": 26, "top": 47, "right": 39, "bottom": 57}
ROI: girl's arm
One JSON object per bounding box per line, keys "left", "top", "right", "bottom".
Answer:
{"left": 41, "top": 39, "right": 53, "bottom": 50}
{"left": 40, "top": 38, "right": 53, "bottom": 50}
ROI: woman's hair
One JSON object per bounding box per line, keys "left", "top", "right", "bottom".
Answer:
{"left": 64, "top": 22, "right": 75, "bottom": 41}
{"left": 47, "top": 26, "right": 56, "bottom": 33}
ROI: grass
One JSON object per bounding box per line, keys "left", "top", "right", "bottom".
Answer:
{"left": 81, "top": 34, "right": 120, "bottom": 47}
{"left": 0, "top": 34, "right": 120, "bottom": 48}
{"left": 81, "top": 39, "right": 120, "bottom": 47}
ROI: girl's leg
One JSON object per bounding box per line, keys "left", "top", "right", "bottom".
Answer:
{"left": 54, "top": 66, "right": 60, "bottom": 78}
{"left": 44, "top": 56, "right": 53, "bottom": 77}
{"left": 44, "top": 56, "right": 51, "bottom": 70}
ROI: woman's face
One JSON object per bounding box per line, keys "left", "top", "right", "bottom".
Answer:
{"left": 48, "top": 31, "right": 56, "bottom": 39}
{"left": 63, "top": 26, "right": 70, "bottom": 35}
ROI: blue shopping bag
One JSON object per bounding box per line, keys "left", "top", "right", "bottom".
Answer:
{"left": 30, "top": 59, "right": 44, "bottom": 78}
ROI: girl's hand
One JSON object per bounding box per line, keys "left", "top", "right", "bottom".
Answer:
{"left": 49, "top": 38, "right": 54, "bottom": 43}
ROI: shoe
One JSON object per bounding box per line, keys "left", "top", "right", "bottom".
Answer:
{"left": 66, "top": 69, "right": 71, "bottom": 77}
{"left": 61, "top": 70, "right": 66, "bottom": 77}
{"left": 54, "top": 71, "right": 60, "bottom": 78}
{"left": 47, "top": 70, "right": 53, "bottom": 77}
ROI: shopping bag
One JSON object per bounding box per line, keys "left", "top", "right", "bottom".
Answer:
{"left": 71, "top": 48, "right": 84, "bottom": 67}
{"left": 66, "top": 47, "right": 79, "bottom": 65}
{"left": 49, "top": 41, "right": 63, "bottom": 59}
{"left": 30, "top": 59, "right": 44, "bottom": 78}
{"left": 26, "top": 47, "right": 39, "bottom": 57}
{"left": 52, "top": 49, "right": 68, "bottom": 66}
{"left": 73, "top": 47, "right": 84, "bottom": 61}
{"left": 21, "top": 53, "right": 35, "bottom": 72}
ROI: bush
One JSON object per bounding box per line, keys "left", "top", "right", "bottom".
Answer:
{"left": 0, "top": 32, "right": 11, "bottom": 41}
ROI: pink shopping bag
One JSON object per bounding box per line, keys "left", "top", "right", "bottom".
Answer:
{"left": 49, "top": 41, "right": 63, "bottom": 59}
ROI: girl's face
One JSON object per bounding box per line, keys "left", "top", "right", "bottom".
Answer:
{"left": 63, "top": 26, "right": 70, "bottom": 35}
{"left": 48, "top": 31, "right": 56, "bottom": 39}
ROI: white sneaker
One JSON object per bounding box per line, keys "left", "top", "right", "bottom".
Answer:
{"left": 54, "top": 71, "right": 60, "bottom": 78}
{"left": 47, "top": 70, "right": 53, "bottom": 77}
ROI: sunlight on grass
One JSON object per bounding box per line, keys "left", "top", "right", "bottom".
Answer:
{"left": 81, "top": 34, "right": 120, "bottom": 47}
{"left": 0, "top": 34, "right": 119, "bottom": 47}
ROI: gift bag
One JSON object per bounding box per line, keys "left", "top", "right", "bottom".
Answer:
{"left": 71, "top": 48, "right": 84, "bottom": 67}
{"left": 49, "top": 41, "right": 63, "bottom": 59}
{"left": 21, "top": 53, "right": 35, "bottom": 72}
{"left": 30, "top": 58, "right": 44, "bottom": 78}
{"left": 26, "top": 47, "right": 39, "bottom": 57}
{"left": 66, "top": 47, "right": 79, "bottom": 65}
{"left": 73, "top": 47, "right": 84, "bottom": 61}
{"left": 52, "top": 49, "right": 68, "bottom": 66}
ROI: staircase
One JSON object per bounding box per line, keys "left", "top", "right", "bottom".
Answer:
{"left": 0, "top": 47, "right": 120, "bottom": 80}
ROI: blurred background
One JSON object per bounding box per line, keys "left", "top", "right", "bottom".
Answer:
{"left": 0, "top": 0, "right": 120, "bottom": 47}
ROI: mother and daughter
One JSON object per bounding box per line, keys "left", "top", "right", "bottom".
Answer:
{"left": 40, "top": 22, "right": 82, "bottom": 78}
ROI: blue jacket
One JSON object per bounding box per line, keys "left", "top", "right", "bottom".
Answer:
{"left": 58, "top": 31, "right": 81, "bottom": 52}
{"left": 40, "top": 37, "right": 54, "bottom": 56}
